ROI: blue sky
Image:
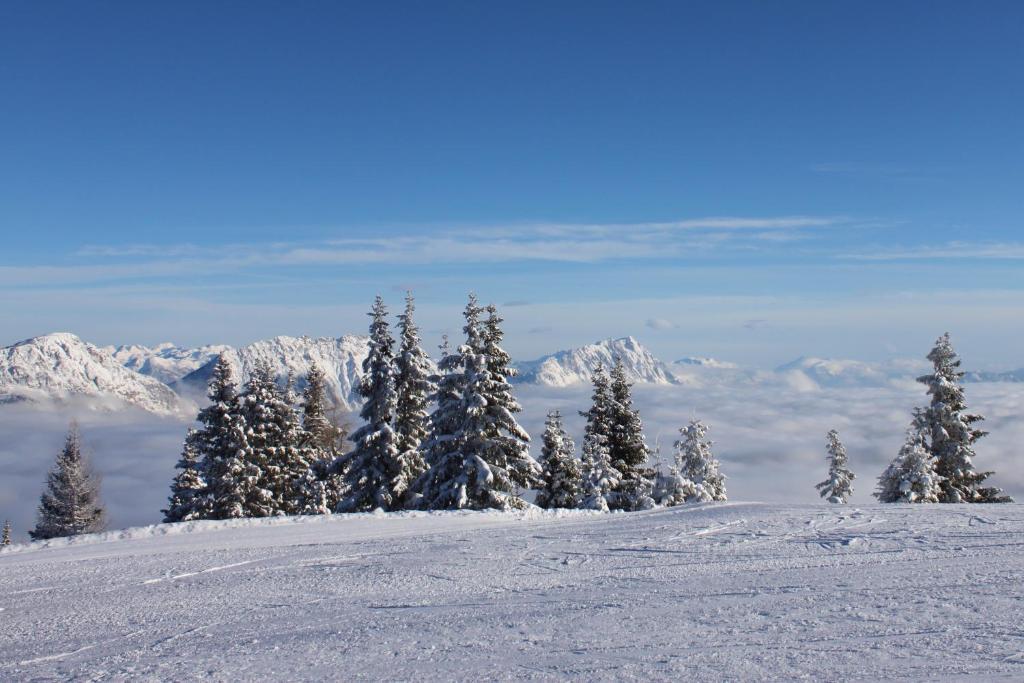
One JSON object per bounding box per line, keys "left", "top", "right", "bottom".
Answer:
{"left": 1, "top": 2, "right": 1022, "bottom": 367}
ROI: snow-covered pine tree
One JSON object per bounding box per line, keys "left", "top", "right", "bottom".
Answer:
{"left": 917, "top": 333, "right": 1011, "bottom": 503}
{"left": 414, "top": 295, "right": 539, "bottom": 510}
{"left": 674, "top": 419, "right": 727, "bottom": 502}
{"left": 1, "top": 520, "right": 11, "bottom": 546}
{"left": 30, "top": 423, "right": 106, "bottom": 540}
{"left": 337, "top": 296, "right": 406, "bottom": 512}
{"left": 392, "top": 291, "right": 432, "bottom": 488}
{"left": 196, "top": 355, "right": 248, "bottom": 519}
{"left": 234, "top": 361, "right": 310, "bottom": 516}
{"left": 876, "top": 410, "right": 943, "bottom": 503}
{"left": 579, "top": 365, "right": 621, "bottom": 511}
{"left": 295, "top": 363, "right": 345, "bottom": 514}
{"left": 477, "top": 304, "right": 540, "bottom": 497}
{"left": 653, "top": 465, "right": 699, "bottom": 507}
{"left": 535, "top": 410, "right": 583, "bottom": 509}
{"left": 816, "top": 429, "right": 855, "bottom": 504}
{"left": 163, "top": 429, "right": 208, "bottom": 522}
{"left": 607, "top": 357, "right": 655, "bottom": 510}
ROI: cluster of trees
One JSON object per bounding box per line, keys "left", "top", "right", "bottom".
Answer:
{"left": 11, "top": 315, "right": 1010, "bottom": 544}
{"left": 875, "top": 333, "right": 1012, "bottom": 504}
{"left": 814, "top": 333, "right": 1013, "bottom": 505}
{"left": 165, "top": 292, "right": 729, "bottom": 522}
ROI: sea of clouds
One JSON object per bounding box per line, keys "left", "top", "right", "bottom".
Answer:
{"left": 2, "top": 381, "right": 1021, "bottom": 542}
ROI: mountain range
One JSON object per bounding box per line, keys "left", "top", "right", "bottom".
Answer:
{"left": 2, "top": 332, "right": 1021, "bottom": 417}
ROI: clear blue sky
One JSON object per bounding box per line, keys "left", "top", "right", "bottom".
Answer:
{"left": 1, "top": 1, "right": 1022, "bottom": 367}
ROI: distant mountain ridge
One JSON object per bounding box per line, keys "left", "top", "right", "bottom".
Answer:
{"left": 0, "top": 333, "right": 183, "bottom": 415}
{"left": 2, "top": 331, "right": 1021, "bottom": 416}
{"left": 514, "top": 336, "right": 682, "bottom": 386}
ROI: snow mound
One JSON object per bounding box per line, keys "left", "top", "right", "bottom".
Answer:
{"left": 515, "top": 336, "right": 681, "bottom": 386}
{"left": 0, "top": 333, "right": 185, "bottom": 416}
{"left": 3, "top": 503, "right": 1023, "bottom": 680}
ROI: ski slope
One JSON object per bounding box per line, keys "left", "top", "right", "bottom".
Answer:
{"left": 2, "top": 503, "right": 1023, "bottom": 681}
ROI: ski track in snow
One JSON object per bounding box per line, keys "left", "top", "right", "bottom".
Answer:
{"left": 1, "top": 504, "right": 1023, "bottom": 681}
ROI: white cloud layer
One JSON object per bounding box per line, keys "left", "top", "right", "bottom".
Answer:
{"left": 2, "top": 381, "right": 1020, "bottom": 542}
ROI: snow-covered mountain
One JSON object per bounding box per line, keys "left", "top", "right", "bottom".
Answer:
{"left": 103, "top": 342, "right": 231, "bottom": 384}
{"left": 674, "top": 356, "right": 739, "bottom": 370}
{"left": 514, "top": 336, "right": 681, "bottom": 386}
{"left": 774, "top": 356, "right": 930, "bottom": 388}
{"left": 0, "top": 333, "right": 183, "bottom": 415}
{"left": 179, "top": 335, "right": 372, "bottom": 411}
{"left": 963, "top": 368, "right": 1024, "bottom": 383}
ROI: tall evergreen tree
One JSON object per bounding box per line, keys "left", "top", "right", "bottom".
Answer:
{"left": 2, "top": 519, "right": 11, "bottom": 546}
{"left": 337, "top": 296, "right": 406, "bottom": 511}
{"left": 607, "top": 358, "right": 655, "bottom": 510}
{"left": 674, "top": 419, "right": 727, "bottom": 502}
{"left": 234, "top": 362, "right": 311, "bottom": 516}
{"left": 196, "top": 355, "right": 248, "bottom": 519}
{"left": 414, "top": 295, "right": 539, "bottom": 510}
{"left": 393, "top": 291, "right": 432, "bottom": 487}
{"left": 877, "top": 410, "right": 943, "bottom": 503}
{"left": 579, "top": 366, "right": 620, "bottom": 511}
{"left": 163, "top": 429, "right": 208, "bottom": 522}
{"left": 917, "top": 333, "right": 1011, "bottom": 503}
{"left": 296, "top": 363, "right": 345, "bottom": 514}
{"left": 816, "top": 429, "right": 855, "bottom": 504}
{"left": 535, "top": 410, "right": 583, "bottom": 509}
{"left": 30, "top": 423, "right": 106, "bottom": 540}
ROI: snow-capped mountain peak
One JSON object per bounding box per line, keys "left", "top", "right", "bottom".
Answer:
{"left": 0, "top": 333, "right": 184, "bottom": 415}
{"left": 104, "top": 342, "right": 232, "bottom": 385}
{"left": 514, "top": 336, "right": 680, "bottom": 386}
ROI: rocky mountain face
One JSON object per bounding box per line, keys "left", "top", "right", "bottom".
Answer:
{"left": 514, "top": 336, "right": 681, "bottom": 387}
{"left": 104, "top": 342, "right": 232, "bottom": 385}
{"left": 0, "top": 333, "right": 184, "bottom": 415}
{"left": 179, "top": 335, "right": 372, "bottom": 412}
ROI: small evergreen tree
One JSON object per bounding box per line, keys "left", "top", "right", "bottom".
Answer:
{"left": 30, "top": 423, "right": 106, "bottom": 540}
{"left": 607, "top": 358, "right": 655, "bottom": 510}
{"left": 2, "top": 520, "right": 11, "bottom": 546}
{"left": 163, "top": 429, "right": 208, "bottom": 522}
{"left": 393, "top": 291, "right": 433, "bottom": 488}
{"left": 653, "top": 466, "right": 699, "bottom": 507}
{"left": 296, "top": 363, "right": 345, "bottom": 514}
{"left": 917, "top": 333, "right": 1011, "bottom": 503}
{"left": 876, "top": 410, "right": 943, "bottom": 503}
{"left": 674, "top": 419, "right": 727, "bottom": 502}
{"left": 816, "top": 429, "right": 855, "bottom": 504}
{"left": 535, "top": 410, "right": 583, "bottom": 509}
{"left": 337, "top": 296, "right": 406, "bottom": 511}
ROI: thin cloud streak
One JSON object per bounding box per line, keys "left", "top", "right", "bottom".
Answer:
{"left": 845, "top": 242, "right": 1024, "bottom": 261}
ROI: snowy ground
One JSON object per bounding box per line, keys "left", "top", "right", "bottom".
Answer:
{"left": 2, "top": 503, "right": 1023, "bottom": 681}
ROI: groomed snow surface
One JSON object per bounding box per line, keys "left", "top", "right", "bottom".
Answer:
{"left": 2, "top": 503, "right": 1023, "bottom": 681}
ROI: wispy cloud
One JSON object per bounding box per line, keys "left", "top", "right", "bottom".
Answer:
{"left": 6, "top": 216, "right": 848, "bottom": 289}
{"left": 645, "top": 317, "right": 677, "bottom": 330}
{"left": 845, "top": 242, "right": 1024, "bottom": 261}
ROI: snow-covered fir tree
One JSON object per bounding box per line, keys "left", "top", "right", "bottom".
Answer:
{"left": 234, "top": 362, "right": 311, "bottom": 516}
{"left": 163, "top": 429, "right": 208, "bottom": 522}
{"left": 607, "top": 358, "right": 655, "bottom": 510}
{"left": 579, "top": 366, "right": 621, "bottom": 511}
{"left": 295, "top": 363, "right": 345, "bottom": 514}
{"left": 30, "top": 423, "right": 106, "bottom": 540}
{"left": 1, "top": 520, "right": 11, "bottom": 546}
{"left": 876, "top": 410, "right": 943, "bottom": 503}
{"left": 917, "top": 333, "right": 1011, "bottom": 503}
{"left": 674, "top": 419, "right": 727, "bottom": 502}
{"left": 195, "top": 355, "right": 248, "bottom": 519}
{"left": 414, "top": 295, "right": 539, "bottom": 510}
{"left": 816, "top": 429, "right": 855, "bottom": 504}
{"left": 392, "top": 291, "right": 432, "bottom": 485}
{"left": 337, "top": 296, "right": 407, "bottom": 512}
{"left": 535, "top": 410, "right": 583, "bottom": 509}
